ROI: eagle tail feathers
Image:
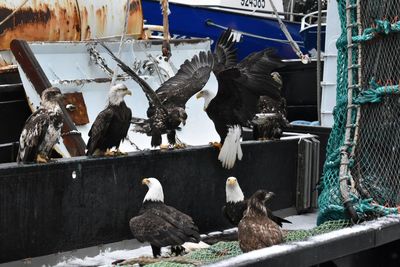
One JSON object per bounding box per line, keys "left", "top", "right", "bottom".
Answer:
{"left": 218, "top": 125, "right": 242, "bottom": 169}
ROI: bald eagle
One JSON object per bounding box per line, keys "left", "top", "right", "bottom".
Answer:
{"left": 252, "top": 72, "right": 289, "bottom": 141}
{"left": 223, "top": 177, "right": 290, "bottom": 226}
{"left": 17, "top": 87, "right": 63, "bottom": 164}
{"left": 99, "top": 42, "right": 214, "bottom": 148}
{"left": 86, "top": 84, "right": 132, "bottom": 156}
{"left": 130, "top": 178, "right": 200, "bottom": 258}
{"left": 196, "top": 30, "right": 285, "bottom": 168}
{"left": 238, "top": 190, "right": 283, "bottom": 252}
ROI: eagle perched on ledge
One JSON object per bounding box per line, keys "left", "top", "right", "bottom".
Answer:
{"left": 130, "top": 178, "right": 200, "bottom": 258}
{"left": 238, "top": 190, "right": 284, "bottom": 252}
{"left": 99, "top": 42, "right": 214, "bottom": 148}
{"left": 17, "top": 87, "right": 64, "bottom": 164}
{"left": 86, "top": 83, "right": 132, "bottom": 156}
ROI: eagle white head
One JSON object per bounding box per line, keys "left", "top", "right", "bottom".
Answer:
{"left": 226, "top": 177, "right": 245, "bottom": 203}
{"left": 108, "top": 83, "right": 132, "bottom": 105}
{"left": 196, "top": 89, "right": 216, "bottom": 111}
{"left": 142, "top": 177, "right": 164, "bottom": 202}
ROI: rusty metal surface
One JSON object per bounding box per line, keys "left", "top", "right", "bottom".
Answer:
{"left": 0, "top": 0, "right": 143, "bottom": 51}
{"left": 62, "top": 92, "right": 89, "bottom": 125}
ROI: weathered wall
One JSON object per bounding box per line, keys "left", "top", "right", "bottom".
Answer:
{"left": 0, "top": 140, "right": 298, "bottom": 263}
{"left": 0, "top": 0, "right": 143, "bottom": 52}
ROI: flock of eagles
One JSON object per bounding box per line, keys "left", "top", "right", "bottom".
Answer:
{"left": 15, "top": 29, "right": 290, "bottom": 256}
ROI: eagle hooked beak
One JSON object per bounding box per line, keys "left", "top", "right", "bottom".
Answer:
{"left": 196, "top": 91, "right": 204, "bottom": 99}
{"left": 227, "top": 177, "right": 237, "bottom": 186}
{"left": 142, "top": 178, "right": 150, "bottom": 185}
{"left": 264, "top": 191, "right": 275, "bottom": 202}
{"left": 180, "top": 118, "right": 186, "bottom": 126}
{"left": 125, "top": 90, "right": 132, "bottom": 96}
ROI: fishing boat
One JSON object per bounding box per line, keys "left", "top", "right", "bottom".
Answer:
{"left": 141, "top": 0, "right": 317, "bottom": 60}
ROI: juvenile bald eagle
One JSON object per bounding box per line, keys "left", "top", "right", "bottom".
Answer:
{"left": 252, "top": 72, "right": 289, "bottom": 140}
{"left": 17, "top": 87, "right": 63, "bottom": 164}
{"left": 238, "top": 190, "right": 283, "bottom": 252}
{"left": 223, "top": 177, "right": 290, "bottom": 226}
{"left": 86, "top": 84, "right": 132, "bottom": 156}
{"left": 196, "top": 30, "right": 285, "bottom": 168}
{"left": 130, "top": 178, "right": 200, "bottom": 258}
{"left": 99, "top": 42, "right": 214, "bottom": 148}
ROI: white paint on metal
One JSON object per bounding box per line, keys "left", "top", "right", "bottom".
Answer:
{"left": 321, "top": 0, "right": 340, "bottom": 127}
{"left": 17, "top": 39, "right": 219, "bottom": 157}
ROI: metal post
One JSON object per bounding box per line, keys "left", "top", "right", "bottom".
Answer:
{"left": 317, "top": 0, "right": 322, "bottom": 124}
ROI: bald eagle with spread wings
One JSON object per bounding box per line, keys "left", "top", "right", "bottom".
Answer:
{"left": 17, "top": 87, "right": 64, "bottom": 164}
{"left": 130, "top": 178, "right": 200, "bottom": 258}
{"left": 196, "top": 29, "right": 285, "bottom": 169}
{"left": 99, "top": 42, "right": 214, "bottom": 148}
{"left": 86, "top": 83, "right": 132, "bottom": 156}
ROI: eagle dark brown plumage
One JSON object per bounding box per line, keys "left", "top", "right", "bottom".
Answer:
{"left": 129, "top": 178, "right": 200, "bottom": 258}
{"left": 238, "top": 190, "right": 283, "bottom": 252}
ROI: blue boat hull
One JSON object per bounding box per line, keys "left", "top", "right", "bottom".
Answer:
{"left": 142, "top": 0, "right": 306, "bottom": 60}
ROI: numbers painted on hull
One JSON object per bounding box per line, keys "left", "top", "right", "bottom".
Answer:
{"left": 240, "top": 0, "right": 266, "bottom": 8}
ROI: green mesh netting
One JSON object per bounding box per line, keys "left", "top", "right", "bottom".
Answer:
{"left": 122, "top": 220, "right": 351, "bottom": 266}
{"left": 317, "top": 0, "right": 400, "bottom": 225}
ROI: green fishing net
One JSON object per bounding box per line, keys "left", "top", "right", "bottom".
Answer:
{"left": 317, "top": 0, "right": 400, "bottom": 225}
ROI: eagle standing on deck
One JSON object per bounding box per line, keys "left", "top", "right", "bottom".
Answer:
{"left": 196, "top": 29, "right": 285, "bottom": 169}
{"left": 99, "top": 42, "right": 214, "bottom": 148}
{"left": 223, "top": 177, "right": 290, "bottom": 226}
{"left": 252, "top": 72, "right": 289, "bottom": 141}
{"left": 238, "top": 190, "right": 284, "bottom": 252}
{"left": 130, "top": 178, "right": 200, "bottom": 258}
{"left": 17, "top": 87, "right": 63, "bottom": 164}
{"left": 86, "top": 84, "right": 132, "bottom": 156}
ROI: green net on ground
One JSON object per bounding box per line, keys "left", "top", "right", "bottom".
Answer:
{"left": 317, "top": 0, "right": 400, "bottom": 225}
{"left": 126, "top": 220, "right": 350, "bottom": 266}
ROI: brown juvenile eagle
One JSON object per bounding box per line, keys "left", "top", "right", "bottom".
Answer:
{"left": 238, "top": 190, "right": 283, "bottom": 252}
{"left": 252, "top": 72, "right": 289, "bottom": 141}
{"left": 17, "top": 87, "right": 63, "bottom": 164}
{"left": 130, "top": 177, "right": 200, "bottom": 258}
{"left": 86, "top": 83, "right": 132, "bottom": 156}
{"left": 223, "top": 177, "right": 290, "bottom": 226}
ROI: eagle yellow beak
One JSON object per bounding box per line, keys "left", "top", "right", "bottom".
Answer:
{"left": 142, "top": 178, "right": 150, "bottom": 185}
{"left": 196, "top": 91, "right": 203, "bottom": 99}
{"left": 126, "top": 90, "right": 132, "bottom": 96}
{"left": 227, "top": 177, "right": 237, "bottom": 185}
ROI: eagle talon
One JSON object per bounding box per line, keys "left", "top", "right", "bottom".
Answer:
{"left": 174, "top": 143, "right": 186, "bottom": 149}
{"left": 104, "top": 149, "right": 115, "bottom": 157}
{"left": 159, "top": 144, "right": 170, "bottom": 150}
{"left": 209, "top": 142, "right": 222, "bottom": 150}
{"left": 36, "top": 153, "right": 48, "bottom": 164}
{"left": 115, "top": 149, "right": 128, "bottom": 156}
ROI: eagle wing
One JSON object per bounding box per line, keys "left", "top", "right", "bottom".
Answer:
{"left": 98, "top": 42, "right": 166, "bottom": 111}
{"left": 130, "top": 205, "right": 200, "bottom": 247}
{"left": 155, "top": 51, "right": 214, "bottom": 109}
{"left": 17, "top": 109, "right": 50, "bottom": 163}
{"left": 86, "top": 108, "right": 114, "bottom": 155}
{"left": 214, "top": 48, "right": 285, "bottom": 124}
{"left": 213, "top": 28, "right": 238, "bottom": 75}
{"left": 236, "top": 48, "right": 285, "bottom": 98}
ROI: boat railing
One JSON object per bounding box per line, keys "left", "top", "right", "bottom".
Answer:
{"left": 300, "top": 10, "right": 327, "bottom": 32}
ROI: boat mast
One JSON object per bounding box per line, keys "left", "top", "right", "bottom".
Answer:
{"left": 161, "top": 0, "right": 171, "bottom": 59}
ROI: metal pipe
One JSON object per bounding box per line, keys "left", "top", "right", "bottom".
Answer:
{"left": 316, "top": 0, "right": 322, "bottom": 124}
